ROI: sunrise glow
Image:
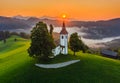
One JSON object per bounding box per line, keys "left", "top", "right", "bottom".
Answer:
{"left": 62, "top": 14, "right": 66, "bottom": 19}
{"left": 0, "top": 0, "right": 120, "bottom": 20}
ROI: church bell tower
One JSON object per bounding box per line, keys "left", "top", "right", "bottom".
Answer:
{"left": 60, "top": 22, "right": 68, "bottom": 54}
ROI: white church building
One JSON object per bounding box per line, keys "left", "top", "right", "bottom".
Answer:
{"left": 52, "top": 22, "right": 68, "bottom": 56}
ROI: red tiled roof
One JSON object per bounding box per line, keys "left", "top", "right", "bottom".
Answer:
{"left": 60, "top": 22, "right": 68, "bottom": 34}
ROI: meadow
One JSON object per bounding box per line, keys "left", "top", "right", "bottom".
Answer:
{"left": 0, "top": 36, "right": 120, "bottom": 83}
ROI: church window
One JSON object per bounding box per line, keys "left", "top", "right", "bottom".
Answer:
{"left": 62, "top": 36, "right": 63, "bottom": 39}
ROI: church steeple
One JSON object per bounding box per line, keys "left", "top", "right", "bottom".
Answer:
{"left": 60, "top": 21, "right": 68, "bottom": 34}
{"left": 52, "top": 14, "right": 68, "bottom": 56}
{"left": 59, "top": 21, "right": 68, "bottom": 55}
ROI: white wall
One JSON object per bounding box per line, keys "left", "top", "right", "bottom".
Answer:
{"left": 60, "top": 34, "right": 68, "bottom": 54}
{"left": 52, "top": 46, "right": 61, "bottom": 56}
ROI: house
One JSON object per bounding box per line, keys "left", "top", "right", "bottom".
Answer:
{"left": 52, "top": 22, "right": 68, "bottom": 56}
{"left": 101, "top": 50, "right": 118, "bottom": 58}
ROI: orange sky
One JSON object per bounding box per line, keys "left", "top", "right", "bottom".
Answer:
{"left": 0, "top": 0, "right": 120, "bottom": 20}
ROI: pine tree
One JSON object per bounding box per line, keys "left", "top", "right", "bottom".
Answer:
{"left": 49, "top": 24, "right": 54, "bottom": 35}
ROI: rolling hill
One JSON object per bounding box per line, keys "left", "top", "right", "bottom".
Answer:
{"left": 0, "top": 36, "right": 120, "bottom": 83}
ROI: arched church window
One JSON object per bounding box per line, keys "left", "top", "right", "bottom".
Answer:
{"left": 62, "top": 36, "right": 63, "bottom": 39}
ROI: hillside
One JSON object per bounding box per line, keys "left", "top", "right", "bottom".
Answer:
{"left": 1, "top": 36, "right": 120, "bottom": 83}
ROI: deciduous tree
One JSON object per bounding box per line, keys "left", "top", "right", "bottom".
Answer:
{"left": 69, "top": 32, "right": 88, "bottom": 56}
{"left": 28, "top": 22, "right": 55, "bottom": 61}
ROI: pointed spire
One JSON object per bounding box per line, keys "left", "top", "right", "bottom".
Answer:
{"left": 60, "top": 21, "right": 68, "bottom": 34}
{"left": 63, "top": 21, "right": 65, "bottom": 28}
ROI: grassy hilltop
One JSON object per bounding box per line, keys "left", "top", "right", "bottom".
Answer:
{"left": 0, "top": 36, "right": 120, "bottom": 83}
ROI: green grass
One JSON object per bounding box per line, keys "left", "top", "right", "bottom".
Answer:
{"left": 1, "top": 36, "right": 120, "bottom": 83}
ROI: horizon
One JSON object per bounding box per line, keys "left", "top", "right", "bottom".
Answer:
{"left": 0, "top": 0, "right": 120, "bottom": 21}
{"left": 1, "top": 15, "right": 120, "bottom": 21}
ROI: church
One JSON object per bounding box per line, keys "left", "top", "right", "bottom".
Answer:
{"left": 52, "top": 22, "right": 68, "bottom": 56}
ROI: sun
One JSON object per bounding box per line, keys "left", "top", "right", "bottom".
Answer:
{"left": 62, "top": 14, "right": 66, "bottom": 19}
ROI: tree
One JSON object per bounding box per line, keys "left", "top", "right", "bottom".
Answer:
{"left": 0, "top": 31, "right": 11, "bottom": 43}
{"left": 19, "top": 32, "right": 30, "bottom": 39}
{"left": 5, "top": 31, "right": 10, "bottom": 38}
{"left": 69, "top": 32, "right": 88, "bottom": 56}
{"left": 10, "top": 32, "right": 19, "bottom": 36}
{"left": 20, "top": 32, "right": 26, "bottom": 38}
{"left": 81, "top": 43, "right": 89, "bottom": 53}
{"left": 0, "top": 31, "right": 4, "bottom": 41}
{"left": 49, "top": 24, "right": 54, "bottom": 35}
{"left": 3, "top": 31, "right": 6, "bottom": 44}
{"left": 14, "top": 38, "right": 17, "bottom": 42}
{"left": 28, "top": 22, "right": 55, "bottom": 61}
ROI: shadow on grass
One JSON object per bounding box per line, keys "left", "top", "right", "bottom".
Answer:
{"left": 35, "top": 53, "right": 80, "bottom": 64}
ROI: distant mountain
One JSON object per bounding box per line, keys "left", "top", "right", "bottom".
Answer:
{"left": 69, "top": 18, "right": 120, "bottom": 39}
{"left": 0, "top": 16, "right": 120, "bottom": 39}
{"left": 26, "top": 17, "right": 40, "bottom": 25}
{"left": 12, "top": 15, "right": 30, "bottom": 20}
{"left": 39, "top": 16, "right": 58, "bottom": 20}
{"left": 97, "top": 39, "right": 120, "bottom": 49}
{"left": 0, "top": 16, "right": 31, "bottom": 30}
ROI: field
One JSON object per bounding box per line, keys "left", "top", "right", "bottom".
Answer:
{"left": 0, "top": 36, "right": 120, "bottom": 83}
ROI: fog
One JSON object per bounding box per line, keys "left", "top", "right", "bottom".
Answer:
{"left": 54, "top": 27, "right": 120, "bottom": 48}
{"left": 11, "top": 27, "right": 120, "bottom": 48}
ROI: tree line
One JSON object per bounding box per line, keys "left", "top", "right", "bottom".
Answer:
{"left": 0, "top": 31, "right": 30, "bottom": 43}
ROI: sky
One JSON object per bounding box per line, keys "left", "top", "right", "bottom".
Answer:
{"left": 0, "top": 0, "right": 120, "bottom": 21}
